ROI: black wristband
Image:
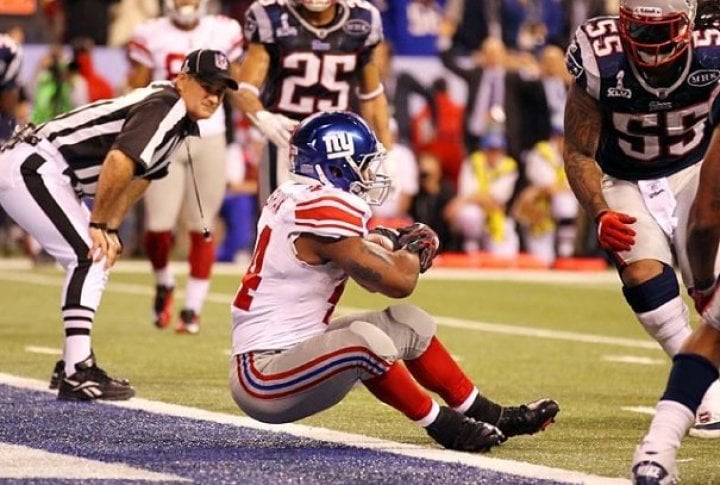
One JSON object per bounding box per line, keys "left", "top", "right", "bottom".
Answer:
{"left": 89, "top": 222, "right": 107, "bottom": 230}
{"left": 106, "top": 228, "right": 119, "bottom": 234}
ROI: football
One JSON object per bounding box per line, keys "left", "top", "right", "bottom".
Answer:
{"left": 365, "top": 233, "right": 395, "bottom": 251}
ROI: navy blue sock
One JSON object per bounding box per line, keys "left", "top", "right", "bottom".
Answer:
{"left": 661, "top": 353, "right": 719, "bottom": 412}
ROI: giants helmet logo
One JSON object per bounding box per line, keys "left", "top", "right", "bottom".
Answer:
{"left": 323, "top": 132, "right": 355, "bottom": 159}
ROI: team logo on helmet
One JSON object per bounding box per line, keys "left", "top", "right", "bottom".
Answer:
{"left": 324, "top": 132, "right": 355, "bottom": 159}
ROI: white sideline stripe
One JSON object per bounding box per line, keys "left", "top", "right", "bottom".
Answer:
{"left": 602, "top": 355, "right": 665, "bottom": 365}
{"left": 0, "top": 258, "right": 621, "bottom": 284}
{"left": 25, "top": 346, "right": 61, "bottom": 356}
{"left": 0, "top": 272, "right": 659, "bottom": 350}
{"left": 0, "top": 374, "right": 629, "bottom": 485}
{"left": 0, "top": 443, "right": 187, "bottom": 481}
{"left": 622, "top": 406, "right": 656, "bottom": 416}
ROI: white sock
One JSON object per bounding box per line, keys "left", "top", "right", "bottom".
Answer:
{"left": 643, "top": 400, "right": 694, "bottom": 451}
{"left": 154, "top": 268, "right": 174, "bottom": 288}
{"left": 699, "top": 380, "right": 720, "bottom": 417}
{"left": 64, "top": 335, "right": 91, "bottom": 376}
{"left": 184, "top": 277, "right": 210, "bottom": 312}
{"left": 452, "top": 388, "right": 479, "bottom": 414}
{"left": 416, "top": 400, "right": 441, "bottom": 427}
{"left": 636, "top": 296, "right": 691, "bottom": 357}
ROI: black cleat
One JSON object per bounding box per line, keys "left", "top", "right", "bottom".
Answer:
{"left": 154, "top": 284, "right": 174, "bottom": 329}
{"left": 426, "top": 406, "right": 506, "bottom": 452}
{"left": 175, "top": 308, "right": 200, "bottom": 335}
{"left": 49, "top": 359, "right": 64, "bottom": 390}
{"left": 57, "top": 354, "right": 135, "bottom": 401}
{"left": 496, "top": 398, "right": 559, "bottom": 437}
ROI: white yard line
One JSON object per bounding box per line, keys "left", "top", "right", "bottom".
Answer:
{"left": 0, "top": 373, "right": 629, "bottom": 485}
{"left": 0, "top": 271, "right": 658, "bottom": 350}
{"left": 0, "top": 443, "right": 187, "bottom": 481}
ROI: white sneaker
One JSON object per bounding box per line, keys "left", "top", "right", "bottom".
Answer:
{"left": 631, "top": 444, "right": 678, "bottom": 485}
{"left": 689, "top": 407, "right": 720, "bottom": 438}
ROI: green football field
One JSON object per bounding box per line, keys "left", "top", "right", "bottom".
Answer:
{"left": 0, "top": 260, "right": 718, "bottom": 483}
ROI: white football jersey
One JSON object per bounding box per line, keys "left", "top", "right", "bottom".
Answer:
{"left": 128, "top": 15, "right": 243, "bottom": 136}
{"left": 231, "top": 181, "right": 372, "bottom": 354}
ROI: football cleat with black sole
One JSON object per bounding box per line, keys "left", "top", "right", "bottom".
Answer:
{"left": 57, "top": 355, "right": 135, "bottom": 401}
{"left": 496, "top": 398, "right": 560, "bottom": 437}
{"left": 154, "top": 284, "right": 174, "bottom": 329}
{"left": 176, "top": 308, "right": 200, "bottom": 335}
{"left": 48, "top": 359, "right": 64, "bottom": 390}
{"left": 426, "top": 406, "right": 506, "bottom": 452}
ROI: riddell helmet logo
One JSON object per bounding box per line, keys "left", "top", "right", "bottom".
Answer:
{"left": 324, "top": 132, "right": 355, "bottom": 159}
{"left": 632, "top": 6, "right": 662, "bottom": 16}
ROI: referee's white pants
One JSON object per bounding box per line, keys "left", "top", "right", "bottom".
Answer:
{"left": 0, "top": 141, "right": 108, "bottom": 314}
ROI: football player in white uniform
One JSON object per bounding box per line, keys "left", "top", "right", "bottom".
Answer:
{"left": 127, "top": 0, "right": 244, "bottom": 334}
{"left": 228, "top": 111, "right": 559, "bottom": 451}
{"left": 236, "top": 0, "right": 391, "bottom": 203}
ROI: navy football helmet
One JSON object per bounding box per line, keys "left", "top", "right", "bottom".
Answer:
{"left": 290, "top": 111, "right": 390, "bottom": 205}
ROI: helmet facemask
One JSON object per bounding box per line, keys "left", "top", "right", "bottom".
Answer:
{"left": 619, "top": 3, "right": 694, "bottom": 70}
{"left": 165, "top": 0, "right": 207, "bottom": 27}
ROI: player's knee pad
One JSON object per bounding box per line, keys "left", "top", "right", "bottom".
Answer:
{"left": 385, "top": 303, "right": 436, "bottom": 341}
{"left": 348, "top": 321, "right": 399, "bottom": 361}
{"left": 622, "top": 263, "right": 679, "bottom": 313}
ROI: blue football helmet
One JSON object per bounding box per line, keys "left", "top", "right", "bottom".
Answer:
{"left": 290, "top": 111, "right": 390, "bottom": 205}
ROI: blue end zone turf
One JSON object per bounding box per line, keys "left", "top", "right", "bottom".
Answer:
{"left": 0, "top": 384, "right": 567, "bottom": 484}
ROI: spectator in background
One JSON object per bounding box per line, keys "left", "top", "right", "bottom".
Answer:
{"left": 512, "top": 128, "right": 578, "bottom": 266}
{"left": 440, "top": 0, "right": 493, "bottom": 54}
{"left": 107, "top": 0, "right": 160, "bottom": 47}
{"left": 371, "top": 118, "right": 418, "bottom": 228}
{"left": 409, "top": 78, "right": 465, "bottom": 190}
{"left": 373, "top": 0, "right": 446, "bottom": 57}
{"left": 72, "top": 38, "right": 113, "bottom": 102}
{"left": 30, "top": 45, "right": 89, "bottom": 124}
{"left": 410, "top": 152, "right": 457, "bottom": 252}
{"left": 62, "top": 0, "right": 119, "bottom": 45}
{"left": 445, "top": 133, "right": 519, "bottom": 257}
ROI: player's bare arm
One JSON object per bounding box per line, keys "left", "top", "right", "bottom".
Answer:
{"left": 296, "top": 234, "right": 419, "bottom": 298}
{"left": 688, "top": 126, "right": 720, "bottom": 286}
{"left": 358, "top": 59, "right": 392, "bottom": 149}
{"left": 235, "top": 43, "right": 270, "bottom": 115}
{"left": 563, "top": 83, "right": 607, "bottom": 219}
{"left": 107, "top": 178, "right": 151, "bottom": 230}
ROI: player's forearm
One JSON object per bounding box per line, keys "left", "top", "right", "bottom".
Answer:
{"left": 91, "top": 149, "right": 137, "bottom": 225}
{"left": 563, "top": 85, "right": 607, "bottom": 218}
{"left": 107, "top": 178, "right": 150, "bottom": 229}
{"left": 361, "top": 95, "right": 392, "bottom": 149}
{"left": 230, "top": 86, "right": 264, "bottom": 117}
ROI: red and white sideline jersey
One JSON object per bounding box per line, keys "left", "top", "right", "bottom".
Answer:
{"left": 231, "top": 181, "right": 372, "bottom": 354}
{"left": 127, "top": 15, "right": 243, "bottom": 137}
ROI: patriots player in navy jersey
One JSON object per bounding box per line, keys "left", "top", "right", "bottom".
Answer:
{"left": 563, "top": 0, "right": 720, "bottom": 470}
{"left": 236, "top": 0, "right": 391, "bottom": 202}
{"left": 0, "top": 32, "right": 22, "bottom": 142}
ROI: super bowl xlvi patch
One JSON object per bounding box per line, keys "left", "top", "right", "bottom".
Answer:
{"left": 607, "top": 71, "right": 632, "bottom": 98}
{"left": 687, "top": 69, "right": 720, "bottom": 87}
{"left": 343, "top": 19, "right": 371, "bottom": 36}
{"left": 276, "top": 13, "right": 298, "bottom": 37}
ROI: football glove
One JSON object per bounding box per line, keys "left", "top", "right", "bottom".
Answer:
{"left": 398, "top": 223, "right": 440, "bottom": 273}
{"left": 249, "top": 110, "right": 299, "bottom": 148}
{"left": 368, "top": 226, "right": 401, "bottom": 251}
{"left": 596, "top": 210, "right": 637, "bottom": 252}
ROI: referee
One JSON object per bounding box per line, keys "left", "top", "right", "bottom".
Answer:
{"left": 0, "top": 49, "right": 238, "bottom": 401}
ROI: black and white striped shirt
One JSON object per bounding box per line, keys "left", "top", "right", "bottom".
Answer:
{"left": 36, "top": 81, "right": 199, "bottom": 197}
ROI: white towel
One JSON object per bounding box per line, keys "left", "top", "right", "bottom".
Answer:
{"left": 638, "top": 178, "right": 677, "bottom": 238}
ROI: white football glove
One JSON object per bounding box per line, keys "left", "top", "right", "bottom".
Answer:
{"left": 249, "top": 110, "right": 299, "bottom": 148}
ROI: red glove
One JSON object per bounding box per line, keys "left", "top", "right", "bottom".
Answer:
{"left": 596, "top": 211, "right": 637, "bottom": 252}
{"left": 398, "top": 223, "right": 440, "bottom": 273}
